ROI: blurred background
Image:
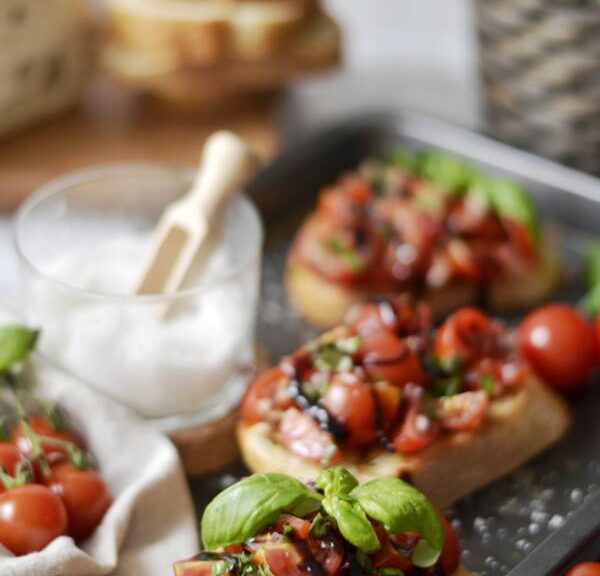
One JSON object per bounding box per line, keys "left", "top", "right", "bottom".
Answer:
{"left": 0, "top": 0, "right": 598, "bottom": 297}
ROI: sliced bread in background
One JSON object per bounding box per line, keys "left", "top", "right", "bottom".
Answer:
{"left": 0, "top": 0, "right": 91, "bottom": 137}
{"left": 102, "top": 0, "right": 341, "bottom": 104}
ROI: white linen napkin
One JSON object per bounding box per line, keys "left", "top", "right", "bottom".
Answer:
{"left": 0, "top": 309, "right": 200, "bottom": 576}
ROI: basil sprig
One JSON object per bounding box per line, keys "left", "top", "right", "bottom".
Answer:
{"left": 201, "top": 473, "right": 322, "bottom": 550}
{"left": 201, "top": 467, "right": 445, "bottom": 570}
{"left": 387, "top": 147, "right": 540, "bottom": 243}
{"left": 317, "top": 468, "right": 380, "bottom": 553}
{"left": 352, "top": 477, "right": 445, "bottom": 568}
{"left": 0, "top": 325, "right": 38, "bottom": 373}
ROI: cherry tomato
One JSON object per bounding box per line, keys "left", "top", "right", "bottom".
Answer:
{"left": 321, "top": 374, "right": 377, "bottom": 447}
{"left": 393, "top": 400, "right": 439, "bottom": 454}
{"left": 440, "top": 517, "right": 461, "bottom": 575}
{"left": 44, "top": 461, "right": 111, "bottom": 541}
{"left": 437, "top": 391, "right": 489, "bottom": 431}
{"left": 307, "top": 531, "right": 346, "bottom": 576}
{"left": 0, "top": 484, "right": 67, "bottom": 555}
{"left": 279, "top": 408, "right": 341, "bottom": 464}
{"left": 374, "top": 382, "right": 402, "bottom": 429}
{"left": 565, "top": 562, "right": 600, "bottom": 576}
{"left": 434, "top": 308, "right": 501, "bottom": 367}
{"left": 0, "top": 442, "right": 21, "bottom": 479}
{"left": 241, "top": 367, "right": 291, "bottom": 425}
{"left": 518, "top": 304, "right": 596, "bottom": 394}
{"left": 12, "top": 414, "right": 82, "bottom": 462}
{"left": 359, "top": 331, "right": 425, "bottom": 388}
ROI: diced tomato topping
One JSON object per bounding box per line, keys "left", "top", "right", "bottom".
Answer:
{"left": 279, "top": 408, "right": 341, "bottom": 464}
{"left": 393, "top": 399, "right": 439, "bottom": 454}
{"left": 373, "top": 382, "right": 402, "bottom": 430}
{"left": 434, "top": 308, "right": 502, "bottom": 367}
{"left": 274, "top": 514, "right": 311, "bottom": 540}
{"left": 173, "top": 560, "right": 228, "bottom": 576}
{"left": 307, "top": 531, "right": 346, "bottom": 576}
{"left": 253, "top": 539, "right": 314, "bottom": 576}
{"left": 359, "top": 331, "right": 425, "bottom": 387}
{"left": 241, "top": 367, "right": 291, "bottom": 425}
{"left": 321, "top": 373, "right": 377, "bottom": 447}
{"left": 437, "top": 391, "right": 489, "bottom": 431}
{"left": 370, "top": 524, "right": 416, "bottom": 572}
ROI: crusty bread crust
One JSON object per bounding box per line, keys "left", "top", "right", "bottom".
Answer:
{"left": 286, "top": 228, "right": 561, "bottom": 329}
{"left": 238, "top": 377, "right": 570, "bottom": 510}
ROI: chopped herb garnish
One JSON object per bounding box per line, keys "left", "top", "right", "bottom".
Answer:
{"left": 480, "top": 374, "right": 495, "bottom": 394}
{"left": 309, "top": 512, "right": 331, "bottom": 538}
{"left": 212, "top": 560, "right": 233, "bottom": 576}
{"left": 336, "top": 336, "right": 361, "bottom": 355}
{"left": 327, "top": 237, "right": 365, "bottom": 274}
{"left": 431, "top": 375, "right": 462, "bottom": 397}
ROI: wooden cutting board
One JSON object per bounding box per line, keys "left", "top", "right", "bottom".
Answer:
{"left": 0, "top": 76, "right": 280, "bottom": 212}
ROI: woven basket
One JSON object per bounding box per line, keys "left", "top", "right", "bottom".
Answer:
{"left": 476, "top": 0, "right": 600, "bottom": 174}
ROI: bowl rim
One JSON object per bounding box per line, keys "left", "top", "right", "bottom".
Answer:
{"left": 13, "top": 162, "right": 265, "bottom": 303}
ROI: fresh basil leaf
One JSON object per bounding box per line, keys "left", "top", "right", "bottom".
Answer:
{"left": 351, "top": 477, "right": 445, "bottom": 568}
{"left": 581, "top": 284, "right": 600, "bottom": 316}
{"left": 386, "top": 149, "right": 416, "bottom": 171}
{"left": 322, "top": 494, "right": 380, "bottom": 553}
{"left": 584, "top": 242, "right": 600, "bottom": 289}
{"left": 486, "top": 179, "right": 540, "bottom": 243}
{"left": 317, "top": 466, "right": 359, "bottom": 496}
{"left": 416, "top": 151, "right": 476, "bottom": 194}
{"left": 0, "top": 325, "right": 38, "bottom": 373}
{"left": 201, "top": 473, "right": 322, "bottom": 550}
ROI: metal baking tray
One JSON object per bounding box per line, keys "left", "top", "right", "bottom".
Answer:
{"left": 189, "top": 112, "right": 600, "bottom": 576}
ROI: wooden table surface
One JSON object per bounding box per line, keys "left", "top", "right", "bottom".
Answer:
{"left": 0, "top": 76, "right": 281, "bottom": 212}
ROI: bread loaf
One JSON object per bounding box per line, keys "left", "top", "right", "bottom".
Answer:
{"left": 0, "top": 0, "right": 90, "bottom": 137}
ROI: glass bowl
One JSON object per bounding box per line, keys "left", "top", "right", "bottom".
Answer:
{"left": 14, "top": 163, "right": 264, "bottom": 432}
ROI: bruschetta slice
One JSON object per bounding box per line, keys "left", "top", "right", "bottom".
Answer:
{"left": 286, "top": 150, "right": 561, "bottom": 328}
{"left": 238, "top": 299, "right": 570, "bottom": 510}
{"left": 174, "top": 466, "right": 471, "bottom": 576}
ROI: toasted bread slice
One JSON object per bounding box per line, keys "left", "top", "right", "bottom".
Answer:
{"left": 105, "top": 0, "right": 317, "bottom": 68}
{"left": 286, "top": 228, "right": 561, "bottom": 328}
{"left": 102, "top": 9, "right": 340, "bottom": 103}
{"left": 238, "top": 377, "right": 570, "bottom": 510}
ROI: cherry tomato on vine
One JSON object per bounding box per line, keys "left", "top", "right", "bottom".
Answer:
{"left": 44, "top": 462, "right": 112, "bottom": 541}
{"left": 518, "top": 304, "right": 596, "bottom": 394}
{"left": 0, "top": 442, "right": 21, "bottom": 479}
{"left": 0, "top": 484, "right": 67, "bottom": 556}
{"left": 565, "top": 562, "right": 600, "bottom": 576}
{"left": 321, "top": 374, "right": 377, "bottom": 447}
{"left": 12, "top": 414, "right": 82, "bottom": 462}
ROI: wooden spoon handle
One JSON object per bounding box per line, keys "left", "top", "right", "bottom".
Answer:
{"left": 191, "top": 131, "right": 253, "bottom": 221}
